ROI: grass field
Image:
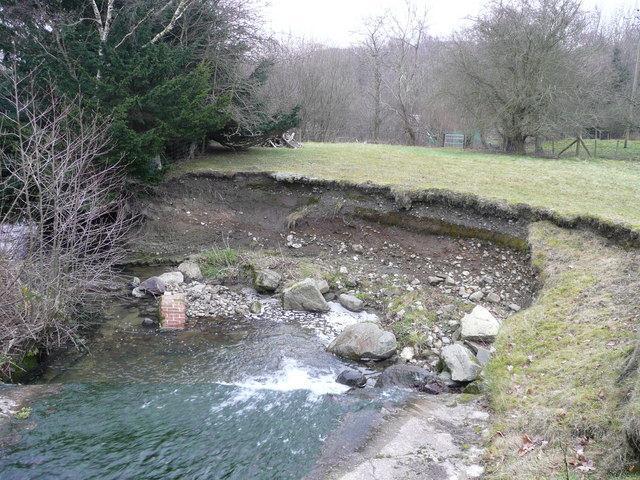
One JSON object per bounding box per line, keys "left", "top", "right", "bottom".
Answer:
{"left": 487, "top": 223, "right": 640, "bottom": 478}
{"left": 179, "top": 142, "right": 640, "bottom": 231}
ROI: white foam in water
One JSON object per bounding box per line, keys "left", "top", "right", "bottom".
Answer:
{"left": 210, "top": 359, "right": 350, "bottom": 414}
{"left": 309, "top": 301, "right": 380, "bottom": 344}
{"left": 231, "top": 357, "right": 350, "bottom": 396}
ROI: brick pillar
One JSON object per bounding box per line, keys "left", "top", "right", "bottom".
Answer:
{"left": 159, "top": 292, "right": 186, "bottom": 330}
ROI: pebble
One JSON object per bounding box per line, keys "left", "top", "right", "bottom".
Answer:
{"left": 509, "top": 303, "right": 522, "bottom": 312}
{"left": 486, "top": 292, "right": 501, "bottom": 303}
{"left": 469, "top": 291, "right": 484, "bottom": 302}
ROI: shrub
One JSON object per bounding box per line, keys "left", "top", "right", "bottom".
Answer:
{"left": 0, "top": 72, "right": 134, "bottom": 380}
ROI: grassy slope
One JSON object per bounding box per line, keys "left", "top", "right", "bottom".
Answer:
{"left": 178, "top": 142, "right": 640, "bottom": 230}
{"left": 486, "top": 222, "right": 640, "bottom": 479}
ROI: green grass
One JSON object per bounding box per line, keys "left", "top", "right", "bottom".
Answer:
{"left": 387, "top": 291, "right": 437, "bottom": 351}
{"left": 178, "top": 142, "right": 640, "bottom": 231}
{"left": 485, "top": 222, "right": 640, "bottom": 478}
{"left": 198, "top": 248, "right": 239, "bottom": 279}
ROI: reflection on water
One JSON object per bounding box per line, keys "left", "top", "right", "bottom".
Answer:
{"left": 0, "top": 290, "right": 384, "bottom": 479}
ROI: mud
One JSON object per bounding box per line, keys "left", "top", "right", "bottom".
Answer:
{"left": 135, "top": 172, "right": 533, "bottom": 262}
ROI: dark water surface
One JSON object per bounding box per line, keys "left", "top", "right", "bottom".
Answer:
{"left": 0, "top": 295, "right": 387, "bottom": 479}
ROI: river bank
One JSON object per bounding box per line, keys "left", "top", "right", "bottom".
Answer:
{"left": 0, "top": 171, "right": 538, "bottom": 479}
{"left": 4, "top": 170, "right": 636, "bottom": 479}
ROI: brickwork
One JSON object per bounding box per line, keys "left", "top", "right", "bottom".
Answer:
{"left": 159, "top": 292, "right": 186, "bottom": 330}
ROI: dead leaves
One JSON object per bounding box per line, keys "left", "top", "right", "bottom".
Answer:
{"left": 517, "top": 434, "right": 548, "bottom": 456}
{"left": 516, "top": 434, "right": 596, "bottom": 474}
{"left": 567, "top": 437, "right": 596, "bottom": 473}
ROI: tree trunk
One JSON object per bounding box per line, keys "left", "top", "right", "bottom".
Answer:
{"left": 504, "top": 135, "right": 526, "bottom": 155}
{"left": 372, "top": 64, "right": 382, "bottom": 144}
{"left": 406, "top": 127, "right": 417, "bottom": 146}
{"left": 534, "top": 136, "right": 544, "bottom": 155}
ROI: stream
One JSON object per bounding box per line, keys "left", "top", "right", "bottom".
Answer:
{"left": 0, "top": 280, "right": 401, "bottom": 480}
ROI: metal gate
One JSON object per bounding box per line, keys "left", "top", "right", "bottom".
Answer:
{"left": 444, "top": 133, "right": 465, "bottom": 148}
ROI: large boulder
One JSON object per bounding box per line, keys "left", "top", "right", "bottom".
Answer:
{"left": 460, "top": 305, "right": 501, "bottom": 342}
{"left": 336, "top": 369, "right": 367, "bottom": 388}
{"left": 327, "top": 322, "right": 397, "bottom": 361}
{"left": 312, "top": 279, "right": 330, "bottom": 294}
{"left": 338, "top": 293, "right": 364, "bottom": 312}
{"left": 375, "top": 364, "right": 447, "bottom": 394}
{"left": 178, "top": 261, "right": 203, "bottom": 282}
{"left": 138, "top": 276, "right": 166, "bottom": 295}
{"left": 441, "top": 343, "right": 482, "bottom": 382}
{"left": 254, "top": 269, "right": 282, "bottom": 293}
{"left": 282, "top": 278, "right": 330, "bottom": 312}
{"left": 158, "top": 271, "right": 184, "bottom": 287}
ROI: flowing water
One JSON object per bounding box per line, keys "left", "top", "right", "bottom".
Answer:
{"left": 0, "top": 289, "right": 397, "bottom": 480}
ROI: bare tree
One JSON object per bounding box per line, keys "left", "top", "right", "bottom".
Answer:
{"left": 447, "top": 0, "right": 599, "bottom": 154}
{"left": 361, "top": 16, "right": 387, "bottom": 143}
{"left": 265, "top": 40, "right": 359, "bottom": 142}
{"left": 0, "top": 70, "right": 135, "bottom": 379}
{"left": 382, "top": 3, "right": 430, "bottom": 146}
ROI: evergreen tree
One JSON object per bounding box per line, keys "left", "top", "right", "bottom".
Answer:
{"left": 0, "top": 0, "right": 298, "bottom": 179}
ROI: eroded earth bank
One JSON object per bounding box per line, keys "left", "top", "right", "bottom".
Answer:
{"left": 133, "top": 172, "right": 536, "bottom": 479}
{"left": 11, "top": 172, "right": 639, "bottom": 479}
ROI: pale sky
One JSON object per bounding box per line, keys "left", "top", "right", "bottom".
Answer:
{"left": 262, "top": 0, "right": 638, "bottom": 46}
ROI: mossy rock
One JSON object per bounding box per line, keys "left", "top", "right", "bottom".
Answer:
{"left": 462, "top": 381, "right": 486, "bottom": 395}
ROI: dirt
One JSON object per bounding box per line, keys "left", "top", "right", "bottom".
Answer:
{"left": 136, "top": 172, "right": 536, "bottom": 311}
{"left": 137, "top": 172, "right": 531, "bottom": 258}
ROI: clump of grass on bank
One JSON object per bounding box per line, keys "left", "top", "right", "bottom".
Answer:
{"left": 387, "top": 291, "right": 436, "bottom": 351}
{"left": 176, "top": 142, "right": 640, "bottom": 231}
{"left": 485, "top": 222, "right": 640, "bottom": 479}
{"left": 198, "top": 248, "right": 239, "bottom": 279}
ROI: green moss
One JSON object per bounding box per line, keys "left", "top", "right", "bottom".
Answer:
{"left": 463, "top": 382, "right": 485, "bottom": 395}
{"left": 355, "top": 207, "right": 528, "bottom": 250}
{"left": 15, "top": 406, "right": 31, "bottom": 420}
{"left": 9, "top": 349, "right": 41, "bottom": 383}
